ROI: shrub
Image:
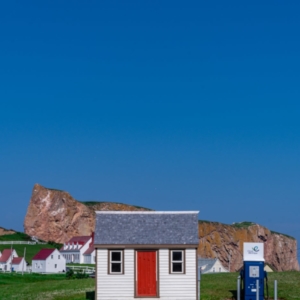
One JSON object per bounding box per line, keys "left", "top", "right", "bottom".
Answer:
{"left": 75, "top": 269, "right": 89, "bottom": 279}
{"left": 66, "top": 268, "right": 75, "bottom": 279}
{"left": 66, "top": 268, "right": 89, "bottom": 279}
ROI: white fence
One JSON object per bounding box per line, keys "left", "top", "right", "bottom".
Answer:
{"left": 0, "top": 241, "right": 46, "bottom": 245}
{"left": 0, "top": 266, "right": 32, "bottom": 273}
{"left": 67, "top": 265, "right": 95, "bottom": 274}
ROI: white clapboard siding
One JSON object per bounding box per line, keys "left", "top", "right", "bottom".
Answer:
{"left": 97, "top": 248, "right": 197, "bottom": 300}
{"left": 159, "top": 249, "right": 197, "bottom": 299}
{"left": 97, "top": 249, "right": 135, "bottom": 299}
{"left": 32, "top": 260, "right": 46, "bottom": 273}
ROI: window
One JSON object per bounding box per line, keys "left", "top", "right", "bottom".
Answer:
{"left": 109, "top": 250, "right": 123, "bottom": 274}
{"left": 55, "top": 264, "right": 57, "bottom": 268}
{"left": 170, "top": 250, "right": 185, "bottom": 274}
{"left": 213, "top": 267, "right": 215, "bottom": 272}
{"left": 219, "top": 267, "right": 221, "bottom": 272}
{"left": 51, "top": 255, "right": 53, "bottom": 259}
{"left": 58, "top": 255, "right": 60, "bottom": 259}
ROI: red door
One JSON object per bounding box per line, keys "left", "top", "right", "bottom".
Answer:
{"left": 136, "top": 251, "right": 157, "bottom": 297}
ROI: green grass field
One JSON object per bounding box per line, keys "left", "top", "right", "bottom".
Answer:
{"left": 0, "top": 273, "right": 95, "bottom": 300}
{"left": 200, "top": 271, "right": 300, "bottom": 299}
{"left": 0, "top": 271, "right": 299, "bottom": 300}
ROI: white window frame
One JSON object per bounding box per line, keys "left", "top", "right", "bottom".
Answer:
{"left": 170, "top": 250, "right": 185, "bottom": 274}
{"left": 108, "top": 250, "right": 123, "bottom": 274}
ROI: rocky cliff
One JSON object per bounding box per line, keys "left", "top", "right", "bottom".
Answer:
{"left": 198, "top": 221, "right": 299, "bottom": 271}
{"left": 24, "top": 184, "right": 150, "bottom": 243}
{"left": 24, "top": 184, "right": 299, "bottom": 271}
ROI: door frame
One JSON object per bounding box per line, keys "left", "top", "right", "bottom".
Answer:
{"left": 134, "top": 249, "right": 159, "bottom": 298}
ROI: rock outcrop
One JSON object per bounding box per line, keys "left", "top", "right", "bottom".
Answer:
{"left": 198, "top": 221, "right": 299, "bottom": 271}
{"left": 24, "top": 184, "right": 299, "bottom": 271}
{"left": 0, "top": 227, "right": 15, "bottom": 236}
{"left": 24, "top": 184, "right": 150, "bottom": 243}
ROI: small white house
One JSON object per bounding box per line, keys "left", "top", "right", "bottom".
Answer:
{"left": 198, "top": 257, "right": 229, "bottom": 274}
{"left": 32, "top": 248, "right": 66, "bottom": 273}
{"left": 0, "top": 249, "right": 18, "bottom": 271}
{"left": 12, "top": 257, "right": 26, "bottom": 272}
{"left": 94, "top": 211, "right": 199, "bottom": 300}
{"left": 60, "top": 234, "right": 95, "bottom": 264}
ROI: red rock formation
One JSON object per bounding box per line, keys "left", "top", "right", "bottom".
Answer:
{"left": 23, "top": 184, "right": 149, "bottom": 243}
{"left": 198, "top": 221, "right": 299, "bottom": 271}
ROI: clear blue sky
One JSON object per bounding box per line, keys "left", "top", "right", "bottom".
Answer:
{"left": 1, "top": 1, "right": 300, "bottom": 257}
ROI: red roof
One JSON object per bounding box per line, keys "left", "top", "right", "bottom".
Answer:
{"left": 0, "top": 249, "right": 14, "bottom": 262}
{"left": 68, "top": 236, "right": 91, "bottom": 244}
{"left": 60, "top": 235, "right": 92, "bottom": 251}
{"left": 32, "top": 249, "right": 55, "bottom": 260}
{"left": 83, "top": 245, "right": 94, "bottom": 255}
{"left": 12, "top": 257, "right": 23, "bottom": 264}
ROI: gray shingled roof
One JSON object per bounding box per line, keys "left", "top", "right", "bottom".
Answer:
{"left": 94, "top": 211, "right": 199, "bottom": 245}
{"left": 198, "top": 258, "right": 217, "bottom": 273}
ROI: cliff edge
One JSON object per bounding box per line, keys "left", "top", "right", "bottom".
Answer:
{"left": 198, "top": 221, "right": 299, "bottom": 271}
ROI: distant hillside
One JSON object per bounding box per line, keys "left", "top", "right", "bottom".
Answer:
{"left": 0, "top": 232, "right": 62, "bottom": 264}
{"left": 0, "top": 226, "right": 15, "bottom": 236}
{"left": 0, "top": 231, "right": 32, "bottom": 241}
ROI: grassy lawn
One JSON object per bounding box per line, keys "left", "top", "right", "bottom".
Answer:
{"left": 1, "top": 271, "right": 299, "bottom": 299}
{"left": 0, "top": 272, "right": 95, "bottom": 300}
{"left": 200, "top": 271, "right": 300, "bottom": 299}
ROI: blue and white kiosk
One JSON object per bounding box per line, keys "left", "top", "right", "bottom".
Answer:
{"left": 240, "top": 242, "right": 267, "bottom": 300}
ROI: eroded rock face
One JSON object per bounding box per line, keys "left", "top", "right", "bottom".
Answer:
{"left": 24, "top": 184, "right": 149, "bottom": 243}
{"left": 198, "top": 221, "right": 299, "bottom": 271}
{"left": 24, "top": 184, "right": 94, "bottom": 243}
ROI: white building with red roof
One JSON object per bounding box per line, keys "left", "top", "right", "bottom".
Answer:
{"left": 60, "top": 233, "right": 95, "bottom": 264}
{"left": 0, "top": 249, "right": 18, "bottom": 271}
{"left": 12, "top": 257, "right": 26, "bottom": 272}
{"left": 32, "top": 248, "right": 66, "bottom": 273}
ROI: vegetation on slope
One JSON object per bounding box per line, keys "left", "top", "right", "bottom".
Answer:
{"left": 231, "top": 221, "right": 256, "bottom": 228}
{"left": 270, "top": 230, "right": 295, "bottom": 240}
{"left": 0, "top": 232, "right": 62, "bottom": 264}
{"left": 80, "top": 200, "right": 153, "bottom": 211}
{"left": 0, "top": 232, "right": 33, "bottom": 242}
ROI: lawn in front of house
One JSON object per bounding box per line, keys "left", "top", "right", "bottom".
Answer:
{"left": 1, "top": 270, "right": 300, "bottom": 300}
{"left": 200, "top": 271, "right": 300, "bottom": 299}
{"left": 0, "top": 272, "right": 95, "bottom": 300}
